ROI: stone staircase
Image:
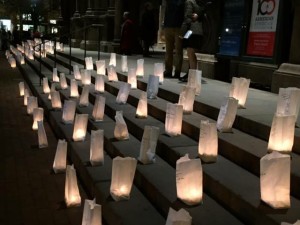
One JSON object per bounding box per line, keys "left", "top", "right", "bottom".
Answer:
{"left": 15, "top": 49, "right": 300, "bottom": 225}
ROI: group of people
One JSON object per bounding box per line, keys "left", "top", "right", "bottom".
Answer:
{"left": 120, "top": 0, "right": 205, "bottom": 82}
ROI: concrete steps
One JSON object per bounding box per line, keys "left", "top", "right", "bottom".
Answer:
{"left": 17, "top": 52, "right": 300, "bottom": 224}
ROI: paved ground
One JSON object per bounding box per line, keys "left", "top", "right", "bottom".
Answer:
{"left": 0, "top": 52, "right": 87, "bottom": 225}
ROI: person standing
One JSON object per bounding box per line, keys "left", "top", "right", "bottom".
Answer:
{"left": 163, "top": 0, "right": 185, "bottom": 78}
{"left": 120, "top": 12, "right": 135, "bottom": 55}
{"left": 179, "top": 0, "right": 205, "bottom": 81}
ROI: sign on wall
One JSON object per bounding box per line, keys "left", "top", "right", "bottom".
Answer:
{"left": 247, "top": 0, "right": 280, "bottom": 57}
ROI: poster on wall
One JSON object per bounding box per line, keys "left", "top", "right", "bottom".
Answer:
{"left": 247, "top": 0, "right": 280, "bottom": 57}
{"left": 218, "top": 0, "right": 245, "bottom": 57}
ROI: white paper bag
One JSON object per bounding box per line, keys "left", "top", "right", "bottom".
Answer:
{"left": 85, "top": 57, "right": 94, "bottom": 70}
{"left": 60, "top": 73, "right": 68, "bottom": 90}
{"left": 136, "top": 91, "right": 148, "bottom": 118}
{"left": 82, "top": 69, "right": 91, "bottom": 85}
{"left": 198, "top": 120, "right": 218, "bottom": 162}
{"left": 43, "top": 78, "right": 50, "bottom": 94}
{"left": 260, "top": 152, "right": 290, "bottom": 209}
{"left": 176, "top": 154, "right": 203, "bottom": 205}
{"left": 165, "top": 103, "right": 183, "bottom": 136}
{"left": 216, "top": 97, "right": 238, "bottom": 132}
{"left": 24, "top": 88, "right": 30, "bottom": 106}
{"left": 19, "top": 81, "right": 25, "bottom": 96}
{"left": 165, "top": 208, "right": 192, "bottom": 225}
{"left": 114, "top": 111, "right": 129, "bottom": 140}
{"left": 187, "top": 69, "right": 202, "bottom": 96}
{"left": 96, "top": 60, "right": 106, "bottom": 75}
{"left": 147, "top": 75, "right": 159, "bottom": 99}
{"left": 95, "top": 75, "right": 105, "bottom": 93}
{"left": 72, "top": 114, "right": 89, "bottom": 141}
{"left": 178, "top": 86, "right": 196, "bottom": 114}
{"left": 79, "top": 85, "right": 90, "bottom": 107}
{"left": 38, "top": 120, "right": 48, "bottom": 148}
{"left": 48, "top": 83, "right": 56, "bottom": 100}
{"left": 121, "top": 55, "right": 128, "bottom": 72}
{"left": 136, "top": 59, "right": 144, "bottom": 77}
{"left": 27, "top": 96, "right": 38, "bottom": 115}
{"left": 32, "top": 107, "right": 44, "bottom": 130}
{"left": 127, "top": 68, "right": 137, "bottom": 89}
{"left": 107, "top": 65, "right": 118, "bottom": 82}
{"left": 154, "top": 63, "right": 164, "bottom": 84}
{"left": 116, "top": 82, "right": 131, "bottom": 104}
{"left": 82, "top": 199, "right": 102, "bottom": 225}
{"left": 138, "top": 126, "right": 160, "bottom": 164}
{"left": 70, "top": 79, "right": 79, "bottom": 98}
{"left": 109, "top": 53, "right": 116, "bottom": 67}
{"left": 52, "top": 68, "right": 60, "bottom": 82}
{"left": 62, "top": 100, "right": 77, "bottom": 124}
{"left": 73, "top": 65, "right": 82, "bottom": 80}
{"left": 65, "top": 165, "right": 81, "bottom": 207}
{"left": 92, "top": 95, "right": 105, "bottom": 122}
{"left": 51, "top": 91, "right": 62, "bottom": 110}
{"left": 53, "top": 139, "right": 68, "bottom": 173}
{"left": 110, "top": 157, "right": 137, "bottom": 201}
{"left": 229, "top": 77, "right": 250, "bottom": 108}
{"left": 267, "top": 114, "right": 295, "bottom": 153}
{"left": 90, "top": 130, "right": 104, "bottom": 166}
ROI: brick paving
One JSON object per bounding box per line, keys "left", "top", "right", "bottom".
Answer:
{"left": 0, "top": 52, "right": 87, "bottom": 225}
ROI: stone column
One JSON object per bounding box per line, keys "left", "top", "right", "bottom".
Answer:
{"left": 289, "top": 1, "right": 300, "bottom": 64}
{"left": 113, "top": 0, "right": 123, "bottom": 42}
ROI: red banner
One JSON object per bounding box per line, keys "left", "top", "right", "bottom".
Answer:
{"left": 247, "top": 32, "right": 276, "bottom": 57}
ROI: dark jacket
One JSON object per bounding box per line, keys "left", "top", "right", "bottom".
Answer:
{"left": 181, "top": 0, "right": 205, "bottom": 35}
{"left": 163, "top": 0, "right": 185, "bottom": 28}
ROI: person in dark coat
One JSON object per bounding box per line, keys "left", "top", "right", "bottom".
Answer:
{"left": 141, "top": 2, "right": 157, "bottom": 57}
{"left": 120, "top": 12, "right": 135, "bottom": 55}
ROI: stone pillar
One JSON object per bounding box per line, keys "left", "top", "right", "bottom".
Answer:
{"left": 113, "top": 0, "right": 123, "bottom": 42}
{"left": 289, "top": 1, "right": 300, "bottom": 64}
{"left": 70, "top": 0, "right": 83, "bottom": 47}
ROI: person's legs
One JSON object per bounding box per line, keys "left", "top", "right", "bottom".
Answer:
{"left": 164, "top": 28, "right": 175, "bottom": 76}
{"left": 174, "top": 28, "right": 183, "bottom": 77}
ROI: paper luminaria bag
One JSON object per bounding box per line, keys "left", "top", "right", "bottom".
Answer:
{"left": 27, "top": 96, "right": 38, "bottom": 115}
{"left": 32, "top": 107, "right": 44, "bottom": 130}
{"left": 121, "top": 55, "right": 128, "bottom": 72}
{"left": 85, "top": 57, "right": 94, "bottom": 70}
{"left": 116, "top": 82, "right": 131, "bottom": 104}
{"left": 19, "top": 81, "right": 25, "bottom": 96}
{"left": 70, "top": 79, "right": 79, "bottom": 98}
{"left": 72, "top": 114, "right": 89, "bottom": 141}
{"left": 147, "top": 75, "right": 159, "bottom": 99}
{"left": 136, "top": 59, "right": 144, "bottom": 77}
{"left": 65, "top": 165, "right": 81, "bottom": 207}
{"left": 178, "top": 85, "right": 196, "bottom": 114}
{"left": 37, "top": 120, "right": 48, "bottom": 148}
{"left": 198, "top": 120, "right": 218, "bottom": 163}
{"left": 79, "top": 85, "right": 90, "bottom": 107}
{"left": 73, "top": 64, "right": 81, "bottom": 80}
{"left": 114, "top": 111, "right": 129, "bottom": 140}
{"left": 276, "top": 87, "right": 300, "bottom": 124}
{"left": 176, "top": 154, "right": 203, "bottom": 205}
{"left": 127, "top": 68, "right": 137, "bottom": 89}
{"left": 62, "top": 100, "right": 77, "bottom": 124}
{"left": 95, "top": 75, "right": 105, "bottom": 93}
{"left": 90, "top": 130, "right": 104, "bottom": 166}
{"left": 229, "top": 77, "right": 250, "bottom": 108}
{"left": 267, "top": 114, "right": 295, "bottom": 153}
{"left": 110, "top": 156, "right": 137, "bottom": 201}
{"left": 92, "top": 95, "right": 106, "bottom": 122}
{"left": 165, "top": 103, "right": 183, "bottom": 136}
{"left": 187, "top": 69, "right": 202, "bottom": 95}
{"left": 81, "top": 69, "right": 91, "bottom": 85}
{"left": 216, "top": 97, "right": 238, "bottom": 132}
{"left": 43, "top": 77, "right": 50, "bottom": 94}
{"left": 52, "top": 68, "right": 60, "bottom": 82}
{"left": 107, "top": 65, "right": 118, "bottom": 82}
{"left": 109, "top": 53, "right": 116, "bottom": 67}
{"left": 48, "top": 83, "right": 56, "bottom": 100}
{"left": 51, "top": 91, "right": 62, "bottom": 110}
{"left": 60, "top": 73, "right": 68, "bottom": 90}
{"left": 96, "top": 60, "right": 106, "bottom": 75}
{"left": 136, "top": 91, "right": 148, "bottom": 118}
{"left": 82, "top": 199, "right": 102, "bottom": 225}
{"left": 23, "top": 88, "right": 30, "bottom": 106}
{"left": 53, "top": 139, "right": 68, "bottom": 173}
{"left": 260, "top": 151, "right": 290, "bottom": 209}
{"left": 138, "top": 126, "right": 160, "bottom": 164}
{"left": 165, "top": 208, "right": 192, "bottom": 225}
{"left": 154, "top": 62, "right": 164, "bottom": 84}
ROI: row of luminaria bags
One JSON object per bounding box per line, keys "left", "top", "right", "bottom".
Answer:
{"left": 7, "top": 43, "right": 300, "bottom": 224}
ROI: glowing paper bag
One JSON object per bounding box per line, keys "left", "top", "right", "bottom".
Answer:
{"left": 178, "top": 85, "right": 196, "bottom": 114}
{"left": 19, "top": 81, "right": 25, "bottom": 96}
{"left": 107, "top": 65, "right": 118, "bottom": 82}
{"left": 27, "top": 96, "right": 38, "bottom": 115}
{"left": 82, "top": 69, "right": 91, "bottom": 85}
{"left": 95, "top": 75, "right": 105, "bottom": 93}
{"left": 165, "top": 103, "right": 183, "bottom": 136}
{"left": 109, "top": 53, "right": 116, "bottom": 67}
{"left": 260, "top": 152, "right": 290, "bottom": 209}
{"left": 96, "top": 60, "right": 106, "bottom": 75}
{"left": 48, "top": 83, "right": 56, "bottom": 100}
{"left": 216, "top": 97, "right": 238, "bottom": 132}
{"left": 90, "top": 130, "right": 104, "bottom": 166}
{"left": 121, "top": 55, "right": 128, "bottom": 72}
{"left": 52, "top": 68, "right": 60, "bottom": 82}
{"left": 60, "top": 73, "right": 68, "bottom": 90}
{"left": 70, "top": 79, "right": 79, "bottom": 98}
{"left": 79, "top": 85, "right": 90, "bottom": 107}
{"left": 72, "top": 114, "right": 89, "bottom": 141}
{"left": 92, "top": 95, "right": 105, "bottom": 122}
{"left": 85, "top": 57, "right": 93, "bottom": 70}
{"left": 127, "top": 68, "right": 137, "bottom": 89}
{"left": 82, "top": 199, "right": 102, "bottom": 225}
{"left": 187, "top": 69, "right": 202, "bottom": 95}
{"left": 65, "top": 165, "right": 81, "bottom": 207}
{"left": 116, "top": 82, "right": 131, "bottom": 104}
{"left": 51, "top": 91, "right": 62, "bottom": 110}
{"left": 165, "top": 208, "right": 192, "bottom": 225}
{"left": 73, "top": 65, "right": 82, "bottom": 80}
{"left": 37, "top": 120, "right": 48, "bottom": 148}
{"left": 43, "top": 77, "right": 50, "bottom": 94}
{"left": 136, "top": 91, "right": 148, "bottom": 118}
{"left": 229, "top": 77, "right": 250, "bottom": 108}
{"left": 154, "top": 62, "right": 164, "bottom": 84}
{"left": 136, "top": 59, "right": 144, "bottom": 77}
{"left": 147, "top": 75, "right": 159, "bottom": 99}
{"left": 62, "top": 100, "right": 77, "bottom": 124}
{"left": 24, "top": 88, "right": 30, "bottom": 106}
{"left": 110, "top": 157, "right": 137, "bottom": 201}
{"left": 138, "top": 126, "right": 160, "bottom": 164}
{"left": 32, "top": 107, "right": 44, "bottom": 130}
{"left": 114, "top": 111, "right": 129, "bottom": 140}
{"left": 176, "top": 154, "right": 203, "bottom": 205}
{"left": 53, "top": 139, "right": 68, "bottom": 173}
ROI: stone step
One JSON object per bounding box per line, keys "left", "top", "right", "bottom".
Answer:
{"left": 24, "top": 56, "right": 300, "bottom": 224}
{"left": 54, "top": 51, "right": 300, "bottom": 155}
{"left": 42, "top": 53, "right": 300, "bottom": 200}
